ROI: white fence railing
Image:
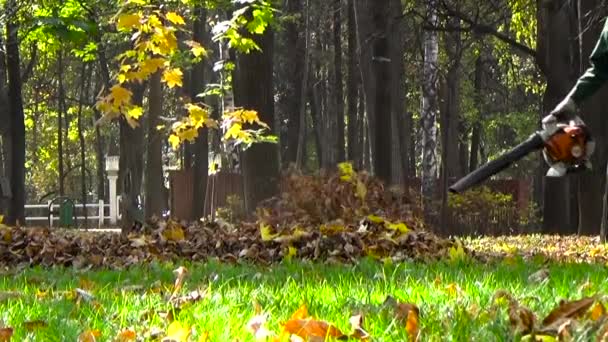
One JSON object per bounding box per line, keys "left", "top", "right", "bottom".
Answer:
{"left": 25, "top": 199, "right": 116, "bottom": 229}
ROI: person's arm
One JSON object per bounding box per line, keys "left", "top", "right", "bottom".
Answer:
{"left": 566, "top": 18, "right": 608, "bottom": 106}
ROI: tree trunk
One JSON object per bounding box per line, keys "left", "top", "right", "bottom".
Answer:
{"left": 77, "top": 63, "right": 89, "bottom": 228}
{"left": 354, "top": 0, "right": 394, "bottom": 183}
{"left": 573, "top": 1, "right": 608, "bottom": 235}
{"left": 233, "top": 23, "right": 279, "bottom": 213}
{"left": 371, "top": 0, "right": 392, "bottom": 183}
{"left": 421, "top": 0, "right": 439, "bottom": 210}
{"left": 470, "top": 57, "right": 483, "bottom": 173}
{"left": 6, "top": 2, "right": 25, "bottom": 225}
{"left": 57, "top": 50, "right": 66, "bottom": 196}
{"left": 536, "top": 0, "right": 580, "bottom": 234}
{"left": 295, "top": 0, "right": 310, "bottom": 169}
{"left": 282, "top": 0, "right": 305, "bottom": 167}
{"left": 145, "top": 71, "right": 164, "bottom": 219}
{"left": 346, "top": 0, "right": 359, "bottom": 165}
{"left": 334, "top": 0, "right": 345, "bottom": 163}
{"left": 191, "top": 5, "right": 209, "bottom": 220}
{"left": 443, "top": 17, "right": 463, "bottom": 181}
{"left": 119, "top": 84, "right": 145, "bottom": 231}
{"left": 389, "top": 0, "right": 406, "bottom": 185}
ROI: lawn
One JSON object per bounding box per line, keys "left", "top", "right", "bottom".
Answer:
{"left": 1, "top": 248, "right": 608, "bottom": 341}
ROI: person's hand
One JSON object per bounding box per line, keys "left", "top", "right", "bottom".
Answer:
{"left": 541, "top": 96, "right": 595, "bottom": 175}
{"left": 541, "top": 97, "right": 580, "bottom": 137}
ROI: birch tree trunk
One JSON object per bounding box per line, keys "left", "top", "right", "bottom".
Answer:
{"left": 421, "top": 0, "right": 439, "bottom": 210}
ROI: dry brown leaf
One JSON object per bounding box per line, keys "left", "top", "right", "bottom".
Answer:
{"left": 78, "top": 329, "right": 101, "bottom": 342}
{"left": 246, "top": 313, "right": 274, "bottom": 341}
{"left": 172, "top": 266, "right": 188, "bottom": 296}
{"left": 349, "top": 314, "right": 370, "bottom": 340}
{"left": 0, "top": 328, "right": 12, "bottom": 342}
{"left": 541, "top": 296, "right": 596, "bottom": 328}
{"left": 0, "top": 291, "right": 22, "bottom": 303}
{"left": 528, "top": 268, "right": 550, "bottom": 284}
{"left": 114, "top": 329, "right": 137, "bottom": 341}
{"left": 508, "top": 302, "right": 536, "bottom": 335}
{"left": 23, "top": 320, "right": 48, "bottom": 332}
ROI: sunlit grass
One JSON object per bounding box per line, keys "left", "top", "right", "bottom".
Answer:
{"left": 0, "top": 256, "right": 607, "bottom": 341}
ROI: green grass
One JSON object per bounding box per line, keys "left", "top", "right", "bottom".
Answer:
{"left": 1, "top": 257, "right": 607, "bottom": 341}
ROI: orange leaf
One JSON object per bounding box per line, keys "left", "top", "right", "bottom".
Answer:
{"left": 406, "top": 310, "right": 419, "bottom": 341}
{"left": 115, "top": 329, "right": 137, "bottom": 341}
{"left": 283, "top": 318, "right": 345, "bottom": 341}
{"left": 0, "top": 328, "right": 13, "bottom": 342}
{"left": 289, "top": 304, "right": 309, "bottom": 320}
{"left": 78, "top": 329, "right": 101, "bottom": 342}
{"left": 591, "top": 302, "right": 606, "bottom": 321}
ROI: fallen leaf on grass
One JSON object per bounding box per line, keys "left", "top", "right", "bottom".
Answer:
{"left": 383, "top": 296, "right": 420, "bottom": 340}
{"left": 541, "top": 296, "right": 596, "bottom": 328}
{"left": 349, "top": 314, "right": 370, "bottom": 340}
{"left": 283, "top": 318, "right": 345, "bottom": 341}
{"left": 508, "top": 303, "right": 536, "bottom": 335}
{"left": 406, "top": 309, "right": 420, "bottom": 341}
{"left": 78, "top": 329, "right": 101, "bottom": 342}
{"left": 23, "top": 320, "right": 48, "bottom": 332}
{"left": 0, "top": 328, "right": 13, "bottom": 342}
{"left": 172, "top": 266, "right": 188, "bottom": 296}
{"left": 528, "top": 268, "right": 550, "bottom": 284}
{"left": 162, "top": 321, "right": 191, "bottom": 342}
{"left": 169, "top": 288, "right": 207, "bottom": 309}
{"left": 590, "top": 302, "right": 606, "bottom": 321}
{"left": 114, "top": 329, "right": 137, "bottom": 341}
{"left": 0, "top": 291, "right": 22, "bottom": 302}
{"left": 246, "top": 313, "right": 275, "bottom": 341}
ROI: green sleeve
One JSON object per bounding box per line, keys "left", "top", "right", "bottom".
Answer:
{"left": 567, "top": 18, "right": 608, "bottom": 105}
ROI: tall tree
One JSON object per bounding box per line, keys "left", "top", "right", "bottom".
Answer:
{"left": 145, "top": 71, "right": 164, "bottom": 219}
{"left": 535, "top": 0, "right": 579, "bottom": 233}
{"left": 346, "top": 0, "right": 359, "bottom": 164}
{"left": 6, "top": 0, "right": 25, "bottom": 225}
{"left": 354, "top": 0, "right": 393, "bottom": 182}
{"left": 233, "top": 15, "right": 279, "bottom": 212}
{"left": 281, "top": 0, "right": 305, "bottom": 167}
{"left": 119, "top": 84, "right": 145, "bottom": 231}
{"left": 421, "top": 0, "right": 439, "bottom": 208}
{"left": 334, "top": 0, "right": 345, "bottom": 163}
{"left": 190, "top": 5, "right": 209, "bottom": 220}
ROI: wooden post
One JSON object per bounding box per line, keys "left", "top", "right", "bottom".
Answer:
{"left": 98, "top": 199, "right": 104, "bottom": 229}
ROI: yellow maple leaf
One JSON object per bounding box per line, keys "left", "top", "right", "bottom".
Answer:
{"left": 110, "top": 85, "right": 132, "bottom": 108}
{"left": 117, "top": 13, "right": 141, "bottom": 30}
{"left": 186, "top": 103, "right": 208, "bottom": 121}
{"left": 224, "top": 123, "right": 243, "bottom": 140}
{"left": 180, "top": 128, "right": 199, "bottom": 143}
{"left": 168, "top": 134, "right": 181, "bottom": 150}
{"left": 162, "top": 68, "right": 183, "bottom": 88}
{"left": 147, "top": 14, "right": 162, "bottom": 29}
{"left": 386, "top": 221, "right": 409, "bottom": 234}
{"left": 166, "top": 12, "right": 186, "bottom": 26}
{"left": 139, "top": 58, "right": 166, "bottom": 75}
{"left": 260, "top": 223, "right": 279, "bottom": 241}
{"left": 126, "top": 106, "right": 143, "bottom": 120}
{"left": 166, "top": 321, "right": 191, "bottom": 342}
{"left": 240, "top": 110, "right": 260, "bottom": 124}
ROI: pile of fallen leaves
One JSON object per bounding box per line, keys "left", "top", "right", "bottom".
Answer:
{"left": 466, "top": 235, "right": 608, "bottom": 264}
{"left": 0, "top": 164, "right": 458, "bottom": 269}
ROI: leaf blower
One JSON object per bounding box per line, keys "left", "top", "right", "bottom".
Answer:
{"left": 449, "top": 122, "right": 594, "bottom": 194}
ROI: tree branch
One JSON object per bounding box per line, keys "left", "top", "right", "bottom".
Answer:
{"left": 21, "top": 43, "right": 37, "bottom": 84}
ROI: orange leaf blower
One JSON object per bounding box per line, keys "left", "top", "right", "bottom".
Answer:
{"left": 449, "top": 123, "right": 593, "bottom": 194}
